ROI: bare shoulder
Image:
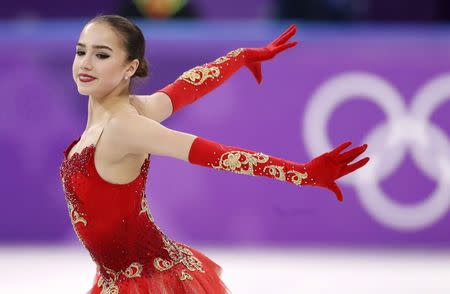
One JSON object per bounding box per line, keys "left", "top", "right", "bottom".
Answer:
{"left": 130, "top": 93, "right": 173, "bottom": 123}
{"left": 106, "top": 110, "right": 169, "bottom": 156}
{"left": 108, "top": 110, "right": 161, "bottom": 137}
{"left": 104, "top": 108, "right": 196, "bottom": 161}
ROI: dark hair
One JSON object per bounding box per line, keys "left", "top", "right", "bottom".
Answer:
{"left": 87, "top": 15, "right": 148, "bottom": 79}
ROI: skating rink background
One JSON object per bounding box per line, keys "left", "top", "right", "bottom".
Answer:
{"left": 1, "top": 245, "right": 449, "bottom": 293}
{"left": 1, "top": 1, "right": 450, "bottom": 293}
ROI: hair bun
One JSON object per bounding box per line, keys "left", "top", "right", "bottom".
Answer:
{"left": 135, "top": 58, "right": 148, "bottom": 78}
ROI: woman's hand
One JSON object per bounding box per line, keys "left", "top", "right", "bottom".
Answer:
{"left": 244, "top": 24, "right": 298, "bottom": 84}
{"left": 156, "top": 24, "right": 298, "bottom": 114}
{"left": 304, "top": 142, "right": 369, "bottom": 202}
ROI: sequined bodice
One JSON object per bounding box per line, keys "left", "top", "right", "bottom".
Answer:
{"left": 59, "top": 137, "right": 206, "bottom": 290}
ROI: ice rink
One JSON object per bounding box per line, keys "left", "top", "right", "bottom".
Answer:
{"left": 1, "top": 245, "right": 449, "bottom": 293}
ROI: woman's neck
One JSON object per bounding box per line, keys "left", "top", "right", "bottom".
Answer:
{"left": 85, "top": 88, "right": 132, "bottom": 130}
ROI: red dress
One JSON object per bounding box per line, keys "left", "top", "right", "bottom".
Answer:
{"left": 59, "top": 130, "right": 230, "bottom": 294}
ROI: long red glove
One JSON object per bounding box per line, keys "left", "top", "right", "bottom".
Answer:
{"left": 158, "top": 24, "right": 298, "bottom": 113}
{"left": 188, "top": 137, "right": 369, "bottom": 202}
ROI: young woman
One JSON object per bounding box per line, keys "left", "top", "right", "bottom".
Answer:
{"left": 60, "top": 15, "right": 369, "bottom": 294}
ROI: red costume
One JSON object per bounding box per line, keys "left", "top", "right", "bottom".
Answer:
{"left": 60, "top": 24, "right": 369, "bottom": 293}
{"left": 60, "top": 132, "right": 229, "bottom": 294}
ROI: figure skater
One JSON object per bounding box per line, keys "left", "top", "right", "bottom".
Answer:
{"left": 60, "top": 15, "right": 369, "bottom": 294}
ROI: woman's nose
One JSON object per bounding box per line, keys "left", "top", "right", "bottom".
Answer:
{"left": 79, "top": 58, "right": 92, "bottom": 71}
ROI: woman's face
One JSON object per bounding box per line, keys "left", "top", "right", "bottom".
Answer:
{"left": 72, "top": 21, "right": 132, "bottom": 97}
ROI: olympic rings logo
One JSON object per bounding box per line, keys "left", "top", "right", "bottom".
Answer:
{"left": 303, "top": 72, "right": 450, "bottom": 231}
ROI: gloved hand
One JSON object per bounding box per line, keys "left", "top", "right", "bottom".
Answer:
{"left": 157, "top": 24, "right": 298, "bottom": 113}
{"left": 303, "top": 141, "right": 369, "bottom": 201}
{"left": 243, "top": 24, "right": 298, "bottom": 84}
{"left": 188, "top": 136, "right": 369, "bottom": 202}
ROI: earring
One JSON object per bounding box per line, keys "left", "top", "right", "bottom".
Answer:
{"left": 124, "top": 76, "right": 129, "bottom": 80}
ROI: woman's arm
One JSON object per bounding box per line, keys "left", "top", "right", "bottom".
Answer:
{"left": 109, "top": 113, "right": 369, "bottom": 201}
{"left": 109, "top": 112, "right": 195, "bottom": 160}
{"left": 129, "top": 93, "right": 173, "bottom": 123}
{"left": 131, "top": 25, "right": 298, "bottom": 123}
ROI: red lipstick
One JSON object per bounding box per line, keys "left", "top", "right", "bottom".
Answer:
{"left": 79, "top": 73, "right": 97, "bottom": 83}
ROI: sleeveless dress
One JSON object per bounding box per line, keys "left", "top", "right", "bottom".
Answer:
{"left": 59, "top": 127, "right": 230, "bottom": 294}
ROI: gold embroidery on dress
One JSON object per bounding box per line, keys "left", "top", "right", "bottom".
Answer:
{"left": 139, "top": 192, "right": 154, "bottom": 222}
{"left": 178, "top": 66, "right": 220, "bottom": 86}
{"left": 211, "top": 150, "right": 269, "bottom": 175}
{"left": 97, "top": 262, "right": 143, "bottom": 294}
{"left": 180, "top": 269, "right": 194, "bottom": 281}
{"left": 154, "top": 235, "right": 205, "bottom": 281}
{"left": 97, "top": 276, "right": 118, "bottom": 294}
{"left": 67, "top": 201, "right": 87, "bottom": 226}
{"left": 139, "top": 191, "right": 166, "bottom": 238}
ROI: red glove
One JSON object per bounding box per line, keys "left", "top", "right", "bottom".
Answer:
{"left": 158, "top": 24, "right": 298, "bottom": 113}
{"left": 188, "top": 137, "right": 369, "bottom": 202}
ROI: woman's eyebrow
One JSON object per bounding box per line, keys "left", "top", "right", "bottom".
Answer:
{"left": 76, "top": 42, "right": 113, "bottom": 51}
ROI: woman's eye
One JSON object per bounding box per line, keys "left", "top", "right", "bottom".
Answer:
{"left": 76, "top": 50, "right": 85, "bottom": 56}
{"left": 97, "top": 54, "right": 110, "bottom": 59}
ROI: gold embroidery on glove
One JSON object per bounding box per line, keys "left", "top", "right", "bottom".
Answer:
{"left": 263, "top": 165, "right": 286, "bottom": 181}
{"left": 287, "top": 170, "right": 308, "bottom": 185}
{"left": 178, "top": 66, "right": 220, "bottom": 86}
{"left": 227, "top": 48, "right": 244, "bottom": 58}
{"left": 154, "top": 235, "right": 205, "bottom": 281}
{"left": 212, "top": 48, "right": 245, "bottom": 64}
{"left": 212, "top": 150, "right": 269, "bottom": 175}
{"left": 210, "top": 150, "right": 309, "bottom": 185}
{"left": 179, "top": 48, "right": 244, "bottom": 85}
{"left": 212, "top": 56, "right": 229, "bottom": 64}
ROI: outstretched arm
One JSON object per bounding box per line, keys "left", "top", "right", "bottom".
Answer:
{"left": 110, "top": 114, "right": 369, "bottom": 202}
{"left": 130, "top": 24, "right": 298, "bottom": 123}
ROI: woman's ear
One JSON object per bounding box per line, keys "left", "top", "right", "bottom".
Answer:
{"left": 126, "top": 59, "right": 140, "bottom": 77}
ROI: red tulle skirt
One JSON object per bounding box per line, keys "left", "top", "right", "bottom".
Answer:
{"left": 87, "top": 246, "right": 230, "bottom": 294}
